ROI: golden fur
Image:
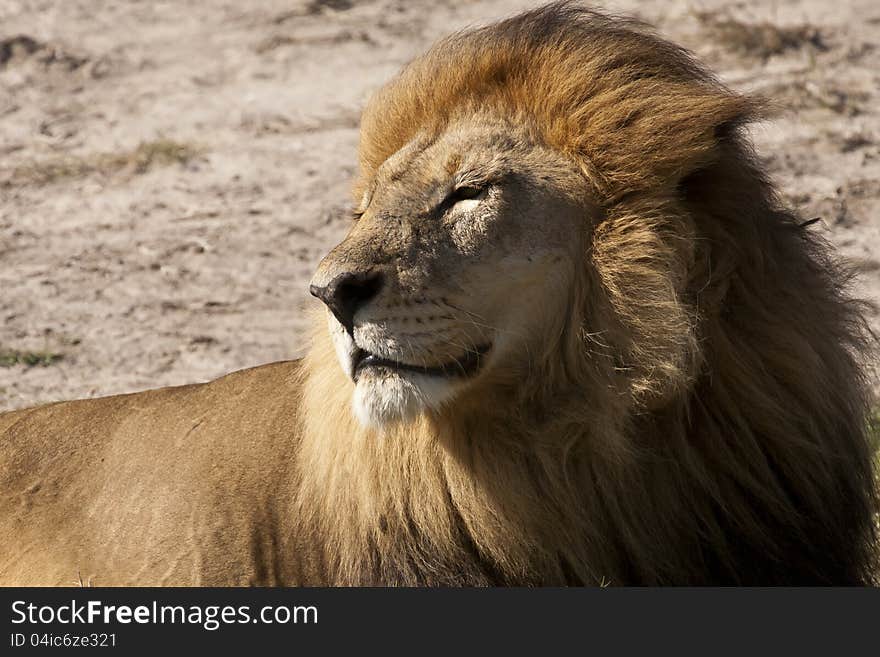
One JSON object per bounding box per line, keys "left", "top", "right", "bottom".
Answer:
{"left": 1, "top": 3, "right": 877, "bottom": 585}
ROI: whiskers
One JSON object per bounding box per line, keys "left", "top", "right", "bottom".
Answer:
{"left": 439, "top": 298, "right": 539, "bottom": 378}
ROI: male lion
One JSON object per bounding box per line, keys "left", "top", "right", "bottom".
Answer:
{"left": 1, "top": 3, "right": 877, "bottom": 586}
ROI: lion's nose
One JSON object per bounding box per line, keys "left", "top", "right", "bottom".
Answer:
{"left": 309, "top": 270, "right": 384, "bottom": 333}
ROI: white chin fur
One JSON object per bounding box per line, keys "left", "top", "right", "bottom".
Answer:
{"left": 352, "top": 370, "right": 457, "bottom": 429}
{"left": 327, "top": 311, "right": 462, "bottom": 428}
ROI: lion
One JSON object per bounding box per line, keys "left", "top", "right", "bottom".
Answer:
{"left": 1, "top": 3, "right": 877, "bottom": 586}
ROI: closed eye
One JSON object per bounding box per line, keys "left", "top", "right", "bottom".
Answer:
{"left": 449, "top": 185, "right": 485, "bottom": 203}
{"left": 444, "top": 185, "right": 488, "bottom": 214}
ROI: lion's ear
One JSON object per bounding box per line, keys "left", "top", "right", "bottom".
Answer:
{"left": 570, "top": 85, "right": 767, "bottom": 203}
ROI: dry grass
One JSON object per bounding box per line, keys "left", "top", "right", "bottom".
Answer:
{"left": 694, "top": 11, "right": 828, "bottom": 60}
{"left": 2, "top": 139, "right": 200, "bottom": 187}
{"left": 0, "top": 34, "right": 88, "bottom": 71}
{"left": 0, "top": 348, "right": 64, "bottom": 368}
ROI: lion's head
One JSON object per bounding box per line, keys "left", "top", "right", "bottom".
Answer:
{"left": 302, "top": 3, "right": 878, "bottom": 584}
{"left": 309, "top": 3, "right": 759, "bottom": 429}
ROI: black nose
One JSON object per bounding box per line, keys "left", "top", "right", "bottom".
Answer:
{"left": 310, "top": 271, "right": 384, "bottom": 333}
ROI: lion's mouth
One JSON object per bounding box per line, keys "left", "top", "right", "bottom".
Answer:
{"left": 352, "top": 344, "right": 491, "bottom": 381}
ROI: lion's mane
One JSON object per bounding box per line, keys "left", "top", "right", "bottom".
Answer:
{"left": 296, "top": 2, "right": 878, "bottom": 584}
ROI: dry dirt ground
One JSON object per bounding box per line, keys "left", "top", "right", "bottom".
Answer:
{"left": 1, "top": 0, "right": 878, "bottom": 411}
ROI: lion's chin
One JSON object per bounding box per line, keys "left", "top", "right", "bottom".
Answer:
{"left": 351, "top": 370, "right": 456, "bottom": 429}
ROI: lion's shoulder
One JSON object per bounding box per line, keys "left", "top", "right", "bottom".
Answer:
{"left": 0, "top": 359, "right": 305, "bottom": 491}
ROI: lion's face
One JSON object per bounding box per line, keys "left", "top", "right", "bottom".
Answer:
{"left": 310, "top": 119, "right": 588, "bottom": 427}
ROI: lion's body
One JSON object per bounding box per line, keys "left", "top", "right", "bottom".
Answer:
{"left": 1, "top": 3, "right": 877, "bottom": 585}
{"left": 0, "top": 362, "right": 304, "bottom": 585}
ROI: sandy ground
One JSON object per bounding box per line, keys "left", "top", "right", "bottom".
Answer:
{"left": 1, "top": 0, "right": 878, "bottom": 411}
